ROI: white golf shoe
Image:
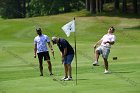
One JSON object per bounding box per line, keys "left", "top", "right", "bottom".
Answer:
{"left": 64, "top": 77, "right": 72, "bottom": 81}
{"left": 104, "top": 70, "right": 110, "bottom": 74}
{"left": 93, "top": 61, "right": 99, "bottom": 66}
{"left": 61, "top": 77, "right": 68, "bottom": 81}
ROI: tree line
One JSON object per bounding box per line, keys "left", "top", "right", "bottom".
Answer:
{"left": 0, "top": 0, "right": 139, "bottom": 18}
{"left": 0, "top": 0, "right": 84, "bottom": 18}
{"left": 86, "top": 0, "right": 139, "bottom": 14}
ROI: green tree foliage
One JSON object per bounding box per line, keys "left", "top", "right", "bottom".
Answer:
{"left": 86, "top": 0, "right": 139, "bottom": 14}
{"left": 0, "top": 0, "right": 139, "bottom": 18}
{"left": 0, "top": 0, "right": 85, "bottom": 18}
{"left": 133, "top": 0, "right": 138, "bottom": 14}
{"left": 0, "top": 0, "right": 26, "bottom": 18}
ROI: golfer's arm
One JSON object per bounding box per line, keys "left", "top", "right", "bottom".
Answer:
{"left": 60, "top": 48, "right": 67, "bottom": 58}
{"left": 34, "top": 44, "right": 37, "bottom": 56}
{"left": 47, "top": 42, "right": 53, "bottom": 50}
{"left": 107, "top": 41, "right": 115, "bottom": 45}
{"left": 94, "top": 39, "right": 102, "bottom": 46}
{"left": 63, "top": 48, "right": 67, "bottom": 57}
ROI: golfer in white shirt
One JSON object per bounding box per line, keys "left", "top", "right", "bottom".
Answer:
{"left": 93, "top": 26, "right": 116, "bottom": 74}
{"left": 34, "top": 28, "right": 54, "bottom": 76}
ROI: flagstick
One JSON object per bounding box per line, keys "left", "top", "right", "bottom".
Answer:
{"left": 61, "top": 18, "right": 77, "bottom": 85}
{"left": 74, "top": 17, "right": 77, "bottom": 85}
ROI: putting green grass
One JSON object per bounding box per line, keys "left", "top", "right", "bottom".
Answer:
{"left": 0, "top": 11, "right": 140, "bottom": 93}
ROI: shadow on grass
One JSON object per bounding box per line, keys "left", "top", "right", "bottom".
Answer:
{"left": 77, "top": 79, "right": 89, "bottom": 81}
{"left": 0, "top": 65, "right": 38, "bottom": 68}
{"left": 112, "top": 71, "right": 135, "bottom": 73}
{"left": 123, "top": 26, "right": 140, "bottom": 30}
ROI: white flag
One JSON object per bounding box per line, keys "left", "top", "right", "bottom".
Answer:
{"left": 62, "top": 20, "right": 75, "bottom": 37}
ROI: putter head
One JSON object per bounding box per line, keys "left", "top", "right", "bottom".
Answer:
{"left": 53, "top": 78, "right": 57, "bottom": 81}
{"left": 93, "top": 64, "right": 99, "bottom": 66}
{"left": 113, "top": 57, "right": 117, "bottom": 60}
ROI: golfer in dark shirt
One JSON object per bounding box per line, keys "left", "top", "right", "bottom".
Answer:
{"left": 52, "top": 36, "right": 74, "bottom": 81}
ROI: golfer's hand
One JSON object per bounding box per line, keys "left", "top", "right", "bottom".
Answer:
{"left": 62, "top": 61, "right": 64, "bottom": 64}
{"left": 104, "top": 41, "right": 109, "bottom": 44}
{"left": 51, "top": 49, "right": 55, "bottom": 59}
{"left": 51, "top": 49, "right": 54, "bottom": 53}
{"left": 51, "top": 50, "right": 54, "bottom": 57}
{"left": 34, "top": 55, "right": 36, "bottom": 58}
{"left": 62, "top": 57, "right": 65, "bottom": 64}
{"left": 103, "top": 42, "right": 107, "bottom": 44}
{"left": 93, "top": 44, "right": 96, "bottom": 49}
{"left": 62, "top": 59, "right": 64, "bottom": 64}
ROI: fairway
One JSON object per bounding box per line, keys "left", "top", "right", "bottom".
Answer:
{"left": 0, "top": 11, "right": 140, "bottom": 93}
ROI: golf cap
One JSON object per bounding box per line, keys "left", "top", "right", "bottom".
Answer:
{"left": 52, "top": 36, "right": 57, "bottom": 44}
{"left": 36, "top": 28, "right": 41, "bottom": 31}
{"left": 109, "top": 26, "right": 115, "bottom": 31}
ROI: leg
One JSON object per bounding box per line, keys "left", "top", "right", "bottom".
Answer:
{"left": 68, "top": 64, "right": 72, "bottom": 78}
{"left": 61, "top": 64, "right": 68, "bottom": 80}
{"left": 47, "top": 60, "right": 53, "bottom": 75}
{"left": 62, "top": 54, "right": 74, "bottom": 80}
{"left": 102, "top": 47, "right": 110, "bottom": 74}
{"left": 95, "top": 50, "right": 100, "bottom": 62}
{"left": 44, "top": 52, "right": 53, "bottom": 75}
{"left": 103, "top": 58, "right": 108, "bottom": 70}
{"left": 67, "top": 54, "right": 74, "bottom": 80}
{"left": 37, "top": 53, "right": 43, "bottom": 76}
{"left": 64, "top": 64, "right": 68, "bottom": 78}
{"left": 39, "top": 60, "right": 43, "bottom": 76}
{"left": 93, "top": 50, "right": 100, "bottom": 66}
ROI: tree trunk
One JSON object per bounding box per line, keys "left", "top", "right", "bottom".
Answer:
{"left": 100, "top": 0, "right": 104, "bottom": 12}
{"left": 26, "top": 0, "right": 30, "bottom": 16}
{"left": 96, "top": 0, "right": 99, "bottom": 13}
{"left": 86, "top": 0, "right": 90, "bottom": 11}
{"left": 22, "top": 0, "right": 26, "bottom": 17}
{"left": 64, "top": 1, "right": 71, "bottom": 12}
{"left": 90, "top": 0, "right": 96, "bottom": 14}
{"left": 17, "top": 0, "right": 22, "bottom": 18}
{"left": 122, "top": 0, "right": 127, "bottom": 13}
{"left": 133, "top": 0, "right": 137, "bottom": 14}
{"left": 96, "top": 0, "right": 103, "bottom": 13}
{"left": 93, "top": 0, "right": 96, "bottom": 13}
{"left": 114, "top": 0, "right": 119, "bottom": 12}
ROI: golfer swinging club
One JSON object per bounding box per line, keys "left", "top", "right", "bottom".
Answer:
{"left": 51, "top": 36, "right": 74, "bottom": 81}
{"left": 34, "top": 28, "right": 54, "bottom": 76}
{"left": 93, "top": 26, "right": 116, "bottom": 74}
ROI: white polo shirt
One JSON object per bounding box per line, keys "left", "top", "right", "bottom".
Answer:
{"left": 34, "top": 34, "right": 50, "bottom": 53}
{"left": 101, "top": 33, "right": 116, "bottom": 48}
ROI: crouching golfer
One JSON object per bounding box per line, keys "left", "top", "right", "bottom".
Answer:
{"left": 52, "top": 37, "right": 74, "bottom": 81}
{"left": 93, "top": 26, "right": 116, "bottom": 74}
{"left": 34, "top": 28, "right": 54, "bottom": 76}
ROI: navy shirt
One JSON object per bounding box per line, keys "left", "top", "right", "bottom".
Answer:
{"left": 57, "top": 38, "right": 74, "bottom": 55}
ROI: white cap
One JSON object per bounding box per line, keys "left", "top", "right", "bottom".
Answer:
{"left": 52, "top": 36, "right": 58, "bottom": 44}
{"left": 52, "top": 36, "right": 57, "bottom": 41}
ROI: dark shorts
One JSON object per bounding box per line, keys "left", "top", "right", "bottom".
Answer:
{"left": 37, "top": 51, "right": 50, "bottom": 62}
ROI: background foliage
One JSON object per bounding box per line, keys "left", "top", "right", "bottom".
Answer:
{"left": 0, "top": 0, "right": 139, "bottom": 19}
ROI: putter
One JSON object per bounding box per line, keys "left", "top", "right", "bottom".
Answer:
{"left": 52, "top": 51, "right": 55, "bottom": 59}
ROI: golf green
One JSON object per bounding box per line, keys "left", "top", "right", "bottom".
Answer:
{"left": 0, "top": 11, "right": 140, "bottom": 93}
